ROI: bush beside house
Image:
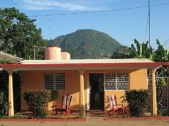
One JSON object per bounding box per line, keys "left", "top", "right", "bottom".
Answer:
{"left": 122, "top": 89, "right": 149, "bottom": 117}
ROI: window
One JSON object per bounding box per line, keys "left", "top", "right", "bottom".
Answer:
{"left": 55, "top": 73, "right": 65, "bottom": 90}
{"left": 105, "top": 73, "right": 128, "bottom": 90}
{"left": 44, "top": 73, "right": 65, "bottom": 90}
{"left": 44, "top": 73, "right": 54, "bottom": 90}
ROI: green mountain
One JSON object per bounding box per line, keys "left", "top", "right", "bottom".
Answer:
{"left": 48, "top": 29, "right": 122, "bottom": 59}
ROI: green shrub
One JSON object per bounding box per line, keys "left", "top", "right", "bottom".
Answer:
{"left": 13, "top": 71, "right": 21, "bottom": 113}
{"left": 0, "top": 91, "right": 8, "bottom": 115}
{"left": 23, "top": 90, "right": 50, "bottom": 118}
{"left": 161, "top": 110, "right": 169, "bottom": 116}
{"left": 0, "top": 70, "right": 21, "bottom": 114}
{"left": 123, "top": 89, "right": 149, "bottom": 117}
{"left": 50, "top": 90, "right": 59, "bottom": 101}
{"left": 0, "top": 92, "right": 4, "bottom": 104}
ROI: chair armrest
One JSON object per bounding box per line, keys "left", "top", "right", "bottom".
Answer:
{"left": 116, "top": 104, "right": 123, "bottom": 105}
{"left": 67, "top": 105, "right": 71, "bottom": 108}
{"left": 55, "top": 104, "right": 63, "bottom": 108}
{"left": 116, "top": 104, "right": 124, "bottom": 107}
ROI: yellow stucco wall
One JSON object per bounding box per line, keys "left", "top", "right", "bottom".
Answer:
{"left": 129, "top": 69, "right": 148, "bottom": 90}
{"left": 21, "top": 69, "right": 148, "bottom": 111}
{"left": 21, "top": 70, "right": 81, "bottom": 110}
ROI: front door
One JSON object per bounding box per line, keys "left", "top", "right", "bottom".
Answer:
{"left": 89, "top": 73, "right": 104, "bottom": 110}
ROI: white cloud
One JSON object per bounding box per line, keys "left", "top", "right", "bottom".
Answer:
{"left": 15, "top": 0, "right": 106, "bottom": 11}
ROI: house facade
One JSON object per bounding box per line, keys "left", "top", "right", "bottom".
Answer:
{"left": 0, "top": 46, "right": 167, "bottom": 116}
{"left": 21, "top": 66, "right": 148, "bottom": 111}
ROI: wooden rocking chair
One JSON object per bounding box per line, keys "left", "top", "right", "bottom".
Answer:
{"left": 55, "top": 94, "right": 72, "bottom": 116}
{"left": 107, "top": 95, "right": 124, "bottom": 116}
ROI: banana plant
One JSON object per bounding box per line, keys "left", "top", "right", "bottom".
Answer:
{"left": 154, "top": 39, "right": 168, "bottom": 62}
{"left": 129, "top": 39, "right": 152, "bottom": 59}
{"left": 129, "top": 39, "right": 168, "bottom": 62}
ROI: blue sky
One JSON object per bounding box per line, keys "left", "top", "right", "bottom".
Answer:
{"left": 1, "top": 0, "right": 169, "bottom": 49}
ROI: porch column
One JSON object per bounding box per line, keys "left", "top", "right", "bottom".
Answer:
{"left": 151, "top": 69, "right": 157, "bottom": 116}
{"left": 79, "top": 70, "right": 85, "bottom": 116}
{"left": 8, "top": 70, "right": 14, "bottom": 116}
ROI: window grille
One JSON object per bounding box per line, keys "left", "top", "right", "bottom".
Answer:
{"left": 55, "top": 73, "right": 65, "bottom": 90}
{"left": 105, "top": 73, "right": 116, "bottom": 90}
{"left": 105, "top": 73, "right": 128, "bottom": 90}
{"left": 44, "top": 73, "right": 65, "bottom": 90}
{"left": 117, "top": 73, "right": 128, "bottom": 90}
{"left": 44, "top": 73, "right": 54, "bottom": 90}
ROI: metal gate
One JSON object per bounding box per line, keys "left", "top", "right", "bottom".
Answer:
{"left": 148, "top": 69, "right": 168, "bottom": 110}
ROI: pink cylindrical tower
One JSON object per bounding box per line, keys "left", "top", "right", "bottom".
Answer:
{"left": 45, "top": 46, "right": 61, "bottom": 60}
{"left": 61, "top": 52, "right": 70, "bottom": 60}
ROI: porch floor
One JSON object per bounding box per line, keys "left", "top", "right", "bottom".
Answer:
{"left": 16, "top": 110, "right": 152, "bottom": 119}
{"left": 16, "top": 110, "right": 108, "bottom": 118}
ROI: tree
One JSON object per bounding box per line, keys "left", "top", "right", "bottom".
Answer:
{"left": 0, "top": 7, "right": 47, "bottom": 59}
{"left": 128, "top": 39, "right": 168, "bottom": 62}
{"left": 129, "top": 39, "right": 152, "bottom": 59}
{"left": 152, "top": 39, "right": 168, "bottom": 62}
{"left": 110, "top": 46, "right": 131, "bottom": 59}
{"left": 0, "top": 7, "right": 47, "bottom": 115}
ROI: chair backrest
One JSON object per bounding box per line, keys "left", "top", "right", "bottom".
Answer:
{"left": 107, "top": 95, "right": 117, "bottom": 109}
{"left": 66, "top": 95, "right": 72, "bottom": 107}
{"left": 62, "top": 94, "right": 72, "bottom": 109}
{"left": 62, "top": 95, "right": 67, "bottom": 109}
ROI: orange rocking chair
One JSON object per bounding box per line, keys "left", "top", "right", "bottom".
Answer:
{"left": 55, "top": 94, "right": 72, "bottom": 116}
{"left": 107, "top": 95, "right": 125, "bottom": 116}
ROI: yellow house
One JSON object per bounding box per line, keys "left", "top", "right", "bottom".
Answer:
{"left": 0, "top": 47, "right": 167, "bottom": 117}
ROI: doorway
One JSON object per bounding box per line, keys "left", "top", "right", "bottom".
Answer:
{"left": 89, "top": 73, "right": 104, "bottom": 110}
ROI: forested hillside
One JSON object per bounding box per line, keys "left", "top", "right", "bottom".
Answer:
{"left": 48, "top": 29, "right": 121, "bottom": 59}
